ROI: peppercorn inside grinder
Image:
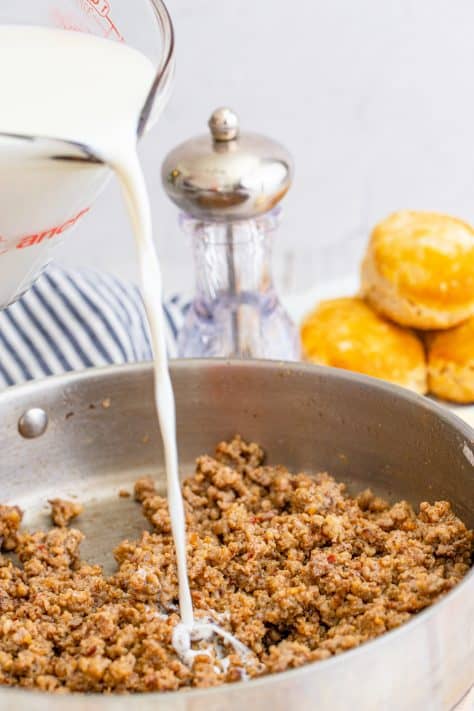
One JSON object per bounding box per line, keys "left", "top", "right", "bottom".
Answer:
{"left": 162, "top": 108, "right": 300, "bottom": 360}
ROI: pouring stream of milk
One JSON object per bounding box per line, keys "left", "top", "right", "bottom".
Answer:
{"left": 115, "top": 152, "right": 249, "bottom": 665}
{"left": 113, "top": 155, "right": 194, "bottom": 628}
{"left": 0, "top": 25, "right": 246, "bottom": 664}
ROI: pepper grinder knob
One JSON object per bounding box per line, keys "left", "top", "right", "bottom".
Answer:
{"left": 208, "top": 107, "right": 240, "bottom": 142}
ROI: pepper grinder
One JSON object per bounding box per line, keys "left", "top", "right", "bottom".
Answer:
{"left": 162, "top": 107, "right": 300, "bottom": 360}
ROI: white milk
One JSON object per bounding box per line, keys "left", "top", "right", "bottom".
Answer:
{"left": 0, "top": 27, "right": 154, "bottom": 148}
{"left": 0, "top": 25, "right": 246, "bottom": 664}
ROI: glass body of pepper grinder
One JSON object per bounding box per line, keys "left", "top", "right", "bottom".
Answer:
{"left": 162, "top": 107, "right": 300, "bottom": 360}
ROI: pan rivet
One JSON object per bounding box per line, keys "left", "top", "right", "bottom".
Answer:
{"left": 18, "top": 408, "right": 49, "bottom": 439}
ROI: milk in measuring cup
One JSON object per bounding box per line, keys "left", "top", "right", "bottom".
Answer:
{"left": 0, "top": 25, "right": 247, "bottom": 666}
{"left": 0, "top": 26, "right": 154, "bottom": 308}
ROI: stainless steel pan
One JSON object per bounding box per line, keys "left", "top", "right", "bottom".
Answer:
{"left": 0, "top": 360, "right": 473, "bottom": 711}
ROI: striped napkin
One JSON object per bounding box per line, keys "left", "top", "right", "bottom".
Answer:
{"left": 0, "top": 264, "right": 186, "bottom": 389}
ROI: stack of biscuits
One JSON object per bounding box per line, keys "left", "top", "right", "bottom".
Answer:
{"left": 301, "top": 210, "right": 474, "bottom": 403}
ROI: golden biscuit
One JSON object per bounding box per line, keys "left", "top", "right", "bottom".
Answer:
{"left": 361, "top": 211, "right": 474, "bottom": 329}
{"left": 301, "top": 297, "right": 427, "bottom": 393}
{"left": 426, "top": 317, "right": 474, "bottom": 403}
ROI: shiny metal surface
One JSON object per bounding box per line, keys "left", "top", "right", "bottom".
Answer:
{"left": 162, "top": 109, "right": 293, "bottom": 221}
{"left": 208, "top": 107, "right": 240, "bottom": 142}
{"left": 17, "top": 407, "right": 48, "bottom": 439}
{"left": 0, "top": 360, "right": 473, "bottom": 710}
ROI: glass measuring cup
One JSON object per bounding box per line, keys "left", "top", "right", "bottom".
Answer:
{"left": 0, "top": 0, "right": 174, "bottom": 308}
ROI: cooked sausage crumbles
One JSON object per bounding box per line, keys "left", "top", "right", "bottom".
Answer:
{"left": 0, "top": 436, "right": 471, "bottom": 693}
{"left": 49, "top": 499, "right": 83, "bottom": 528}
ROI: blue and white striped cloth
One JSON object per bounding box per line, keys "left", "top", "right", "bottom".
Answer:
{"left": 0, "top": 264, "right": 186, "bottom": 390}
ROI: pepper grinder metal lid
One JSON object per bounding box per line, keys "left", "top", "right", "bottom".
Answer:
{"left": 162, "top": 107, "right": 293, "bottom": 221}
{"left": 162, "top": 108, "right": 299, "bottom": 361}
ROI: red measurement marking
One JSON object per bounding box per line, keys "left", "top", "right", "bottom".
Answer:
{"left": 50, "top": 8, "right": 88, "bottom": 33}
{"left": 52, "top": 2, "right": 125, "bottom": 41}
{"left": 84, "top": 0, "right": 110, "bottom": 17}
{"left": 104, "top": 16, "right": 125, "bottom": 42}
{"left": 83, "top": 0, "right": 124, "bottom": 41}
{"left": 15, "top": 208, "right": 90, "bottom": 250}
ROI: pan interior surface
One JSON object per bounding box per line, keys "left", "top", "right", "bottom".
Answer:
{"left": 0, "top": 360, "right": 472, "bottom": 711}
{"left": 3, "top": 360, "right": 473, "bottom": 532}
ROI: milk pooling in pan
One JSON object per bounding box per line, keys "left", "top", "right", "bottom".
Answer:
{"left": 0, "top": 25, "right": 246, "bottom": 665}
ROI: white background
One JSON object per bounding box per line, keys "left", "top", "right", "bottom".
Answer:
{"left": 57, "top": 0, "right": 474, "bottom": 299}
